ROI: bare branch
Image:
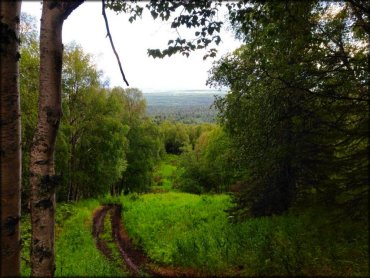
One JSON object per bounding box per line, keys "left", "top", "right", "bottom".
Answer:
{"left": 61, "top": 1, "right": 85, "bottom": 20}
{"left": 102, "top": 0, "right": 129, "bottom": 86}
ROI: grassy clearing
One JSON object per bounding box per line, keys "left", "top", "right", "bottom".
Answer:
{"left": 20, "top": 191, "right": 368, "bottom": 277}
{"left": 152, "top": 154, "right": 179, "bottom": 192}
{"left": 118, "top": 192, "right": 369, "bottom": 276}
{"left": 21, "top": 200, "right": 126, "bottom": 277}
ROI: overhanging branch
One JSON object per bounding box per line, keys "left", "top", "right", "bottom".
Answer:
{"left": 102, "top": 0, "right": 129, "bottom": 86}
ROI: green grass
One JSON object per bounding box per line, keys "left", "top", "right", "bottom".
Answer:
{"left": 20, "top": 214, "right": 32, "bottom": 276}
{"left": 55, "top": 199, "right": 125, "bottom": 277}
{"left": 21, "top": 200, "right": 126, "bottom": 277}
{"left": 99, "top": 208, "right": 130, "bottom": 274}
{"left": 152, "top": 154, "right": 179, "bottom": 191}
{"left": 118, "top": 192, "right": 369, "bottom": 276}
{"left": 120, "top": 193, "right": 230, "bottom": 274}
{"left": 20, "top": 192, "right": 369, "bottom": 277}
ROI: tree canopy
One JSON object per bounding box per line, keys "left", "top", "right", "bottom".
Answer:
{"left": 208, "top": 1, "right": 369, "bottom": 218}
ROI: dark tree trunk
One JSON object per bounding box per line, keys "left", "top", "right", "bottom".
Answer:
{"left": 0, "top": 2, "right": 22, "bottom": 276}
{"left": 29, "top": 1, "right": 83, "bottom": 276}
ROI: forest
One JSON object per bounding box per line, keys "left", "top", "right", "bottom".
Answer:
{"left": 0, "top": 1, "right": 369, "bottom": 277}
{"left": 146, "top": 91, "right": 222, "bottom": 124}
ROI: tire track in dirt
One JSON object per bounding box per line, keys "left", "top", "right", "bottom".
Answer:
{"left": 93, "top": 204, "right": 201, "bottom": 277}
{"left": 92, "top": 206, "right": 114, "bottom": 261}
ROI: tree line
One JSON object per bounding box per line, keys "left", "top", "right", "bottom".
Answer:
{"left": 20, "top": 14, "right": 161, "bottom": 204}
{"left": 148, "top": 105, "right": 217, "bottom": 124}
{"left": 20, "top": 14, "right": 224, "bottom": 203}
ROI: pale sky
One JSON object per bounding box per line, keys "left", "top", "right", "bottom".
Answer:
{"left": 21, "top": 2, "right": 241, "bottom": 92}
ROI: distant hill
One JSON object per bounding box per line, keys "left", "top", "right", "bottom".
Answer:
{"left": 143, "top": 89, "right": 227, "bottom": 123}
{"left": 143, "top": 89, "right": 227, "bottom": 106}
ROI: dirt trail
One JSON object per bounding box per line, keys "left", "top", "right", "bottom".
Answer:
{"left": 92, "top": 204, "right": 201, "bottom": 277}
{"left": 92, "top": 206, "right": 113, "bottom": 260}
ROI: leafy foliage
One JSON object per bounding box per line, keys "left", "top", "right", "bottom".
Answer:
{"left": 106, "top": 0, "right": 224, "bottom": 59}
{"left": 159, "top": 121, "right": 190, "bottom": 154}
{"left": 177, "top": 126, "right": 242, "bottom": 193}
{"left": 55, "top": 44, "right": 129, "bottom": 201}
{"left": 110, "top": 87, "right": 162, "bottom": 193}
{"left": 208, "top": 1, "right": 369, "bottom": 218}
{"left": 20, "top": 18, "right": 162, "bottom": 203}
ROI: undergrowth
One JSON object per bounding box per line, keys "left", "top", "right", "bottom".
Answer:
{"left": 21, "top": 199, "right": 125, "bottom": 277}
{"left": 118, "top": 192, "right": 368, "bottom": 276}
{"left": 151, "top": 154, "right": 178, "bottom": 192}
{"left": 20, "top": 192, "right": 368, "bottom": 277}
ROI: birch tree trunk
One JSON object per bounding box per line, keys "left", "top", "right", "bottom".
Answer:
{"left": 30, "top": 1, "right": 82, "bottom": 276}
{"left": 0, "top": 2, "right": 22, "bottom": 276}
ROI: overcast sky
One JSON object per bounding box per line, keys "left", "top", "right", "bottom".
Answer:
{"left": 21, "top": 2, "right": 241, "bottom": 92}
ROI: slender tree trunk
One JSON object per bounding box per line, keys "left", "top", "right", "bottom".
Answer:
{"left": 0, "top": 2, "right": 22, "bottom": 276}
{"left": 30, "top": 2, "right": 82, "bottom": 276}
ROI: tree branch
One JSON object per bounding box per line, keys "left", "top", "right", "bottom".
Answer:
{"left": 61, "top": 1, "right": 85, "bottom": 21}
{"left": 260, "top": 67, "right": 369, "bottom": 102}
{"left": 347, "top": 0, "right": 370, "bottom": 36}
{"left": 346, "top": 0, "right": 370, "bottom": 16}
{"left": 102, "top": 0, "right": 129, "bottom": 86}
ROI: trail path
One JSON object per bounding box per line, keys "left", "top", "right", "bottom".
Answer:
{"left": 92, "top": 204, "right": 200, "bottom": 277}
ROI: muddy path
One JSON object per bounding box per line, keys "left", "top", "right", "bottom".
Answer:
{"left": 92, "top": 206, "right": 114, "bottom": 261}
{"left": 92, "top": 204, "right": 201, "bottom": 277}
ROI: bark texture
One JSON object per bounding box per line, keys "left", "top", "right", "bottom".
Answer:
{"left": 0, "top": 1, "right": 22, "bottom": 277}
{"left": 30, "top": 1, "right": 83, "bottom": 276}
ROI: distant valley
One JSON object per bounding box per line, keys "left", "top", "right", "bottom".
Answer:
{"left": 143, "top": 89, "right": 227, "bottom": 106}
{"left": 143, "top": 89, "right": 227, "bottom": 123}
